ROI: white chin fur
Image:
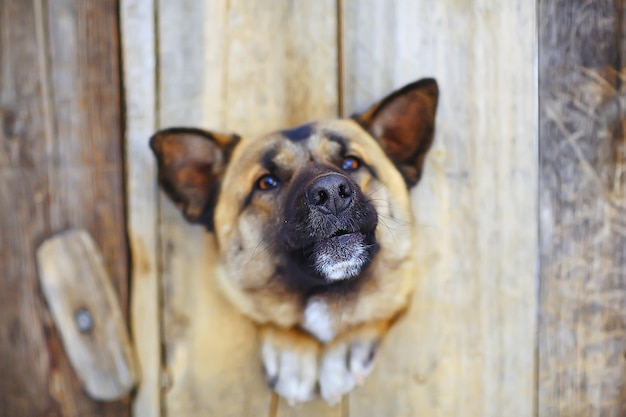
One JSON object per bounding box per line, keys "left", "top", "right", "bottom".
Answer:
{"left": 313, "top": 233, "right": 367, "bottom": 281}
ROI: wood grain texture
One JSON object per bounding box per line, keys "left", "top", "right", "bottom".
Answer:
{"left": 274, "top": 396, "right": 343, "bottom": 417}
{"left": 0, "top": 0, "right": 129, "bottom": 416}
{"left": 538, "top": 1, "right": 626, "bottom": 416}
{"left": 120, "top": 0, "right": 161, "bottom": 415}
{"left": 156, "top": 1, "right": 338, "bottom": 416}
{"left": 37, "top": 230, "right": 138, "bottom": 401}
{"left": 342, "top": 1, "right": 537, "bottom": 416}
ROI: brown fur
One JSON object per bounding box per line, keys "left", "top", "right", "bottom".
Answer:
{"left": 150, "top": 78, "right": 438, "bottom": 404}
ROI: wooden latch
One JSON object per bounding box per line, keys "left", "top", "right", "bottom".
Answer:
{"left": 36, "top": 229, "right": 139, "bottom": 401}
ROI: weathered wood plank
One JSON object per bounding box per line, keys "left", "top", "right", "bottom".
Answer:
{"left": 120, "top": 0, "right": 161, "bottom": 416}
{"left": 342, "top": 1, "right": 537, "bottom": 416}
{"left": 538, "top": 1, "right": 626, "bottom": 416}
{"left": 156, "top": 1, "right": 338, "bottom": 416}
{"left": 0, "top": 0, "right": 129, "bottom": 416}
{"left": 0, "top": 2, "right": 57, "bottom": 414}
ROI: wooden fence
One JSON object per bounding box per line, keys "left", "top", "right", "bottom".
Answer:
{"left": 1, "top": 0, "right": 625, "bottom": 416}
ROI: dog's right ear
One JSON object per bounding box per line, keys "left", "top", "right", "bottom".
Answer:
{"left": 149, "top": 128, "right": 240, "bottom": 230}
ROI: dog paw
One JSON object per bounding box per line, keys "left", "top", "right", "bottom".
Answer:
{"left": 260, "top": 326, "right": 320, "bottom": 405}
{"left": 319, "top": 337, "right": 380, "bottom": 405}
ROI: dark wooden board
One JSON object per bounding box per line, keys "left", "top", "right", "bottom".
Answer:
{"left": 538, "top": 0, "right": 626, "bottom": 416}
{"left": 0, "top": 0, "right": 129, "bottom": 416}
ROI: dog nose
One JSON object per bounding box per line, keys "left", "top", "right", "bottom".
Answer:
{"left": 306, "top": 174, "right": 354, "bottom": 215}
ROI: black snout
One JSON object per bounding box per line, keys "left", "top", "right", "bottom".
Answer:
{"left": 306, "top": 174, "right": 353, "bottom": 216}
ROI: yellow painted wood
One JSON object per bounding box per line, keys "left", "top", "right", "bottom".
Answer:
{"left": 341, "top": 1, "right": 537, "bottom": 416}
{"left": 155, "top": 1, "right": 338, "bottom": 416}
{"left": 120, "top": 0, "right": 161, "bottom": 416}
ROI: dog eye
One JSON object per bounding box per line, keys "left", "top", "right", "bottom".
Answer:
{"left": 341, "top": 156, "right": 361, "bottom": 171}
{"left": 256, "top": 174, "right": 280, "bottom": 191}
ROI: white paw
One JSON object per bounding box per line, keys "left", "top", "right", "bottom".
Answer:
{"left": 261, "top": 338, "right": 318, "bottom": 405}
{"left": 319, "top": 338, "right": 380, "bottom": 405}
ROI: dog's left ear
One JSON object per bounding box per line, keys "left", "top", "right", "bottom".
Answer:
{"left": 149, "top": 128, "right": 240, "bottom": 230}
{"left": 355, "top": 78, "right": 438, "bottom": 187}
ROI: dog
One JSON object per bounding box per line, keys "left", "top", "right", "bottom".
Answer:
{"left": 150, "top": 78, "right": 438, "bottom": 405}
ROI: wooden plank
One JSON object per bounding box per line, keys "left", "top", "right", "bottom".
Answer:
{"left": 538, "top": 1, "right": 626, "bottom": 416}
{"left": 120, "top": 0, "right": 161, "bottom": 416}
{"left": 342, "top": 1, "right": 537, "bottom": 416}
{"left": 0, "top": 0, "right": 129, "bottom": 416}
{"left": 275, "top": 399, "right": 343, "bottom": 417}
{"left": 156, "top": 1, "right": 339, "bottom": 416}
{"left": 0, "top": 2, "right": 57, "bottom": 415}
{"left": 36, "top": 229, "right": 139, "bottom": 401}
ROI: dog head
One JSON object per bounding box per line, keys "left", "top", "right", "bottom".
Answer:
{"left": 150, "top": 79, "right": 438, "bottom": 293}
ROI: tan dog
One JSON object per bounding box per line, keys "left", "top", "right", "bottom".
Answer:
{"left": 150, "top": 79, "right": 438, "bottom": 405}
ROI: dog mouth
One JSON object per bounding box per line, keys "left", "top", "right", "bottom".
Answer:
{"left": 304, "top": 229, "right": 377, "bottom": 282}
{"left": 313, "top": 230, "right": 365, "bottom": 256}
